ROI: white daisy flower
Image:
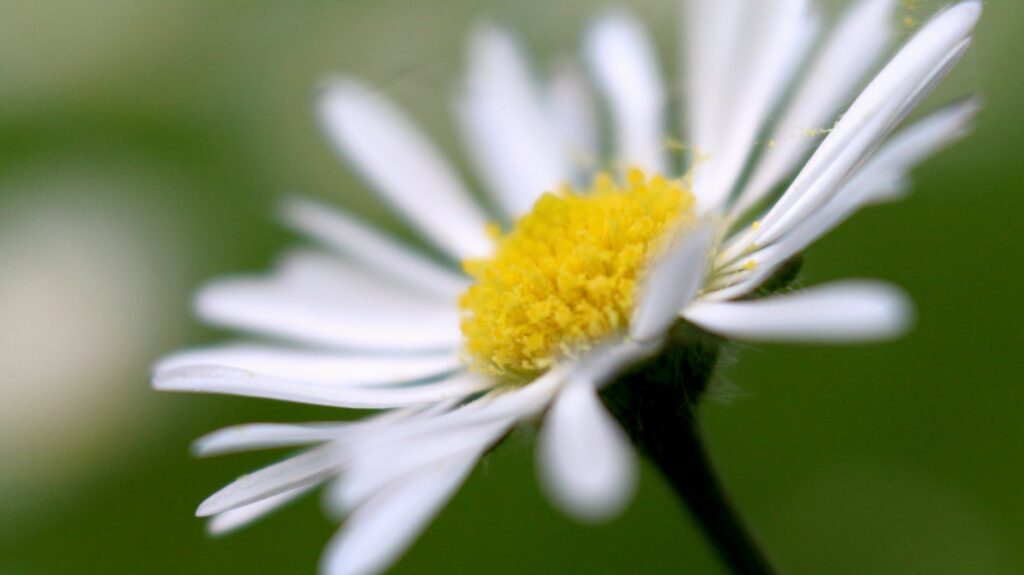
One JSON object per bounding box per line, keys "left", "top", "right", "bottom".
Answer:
{"left": 155, "top": 1, "right": 982, "bottom": 574}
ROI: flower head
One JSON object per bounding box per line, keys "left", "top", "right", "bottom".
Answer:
{"left": 155, "top": 1, "right": 982, "bottom": 574}
{"left": 461, "top": 169, "right": 696, "bottom": 378}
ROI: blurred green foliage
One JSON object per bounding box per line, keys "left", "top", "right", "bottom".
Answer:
{"left": 1, "top": 1, "right": 1022, "bottom": 573}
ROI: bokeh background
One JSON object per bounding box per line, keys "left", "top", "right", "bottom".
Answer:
{"left": 1, "top": 0, "right": 1020, "bottom": 573}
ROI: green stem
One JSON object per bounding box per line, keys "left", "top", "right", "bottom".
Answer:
{"left": 645, "top": 413, "right": 779, "bottom": 575}
{"left": 601, "top": 325, "right": 780, "bottom": 575}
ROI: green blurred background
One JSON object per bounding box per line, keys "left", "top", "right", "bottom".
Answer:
{"left": 0, "top": 0, "right": 1020, "bottom": 573}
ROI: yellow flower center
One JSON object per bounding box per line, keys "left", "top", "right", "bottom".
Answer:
{"left": 459, "top": 169, "right": 696, "bottom": 380}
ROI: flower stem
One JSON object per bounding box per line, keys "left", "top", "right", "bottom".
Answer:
{"left": 643, "top": 412, "right": 779, "bottom": 575}
{"left": 601, "top": 324, "right": 780, "bottom": 575}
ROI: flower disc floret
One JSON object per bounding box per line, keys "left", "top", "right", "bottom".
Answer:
{"left": 460, "top": 169, "right": 696, "bottom": 379}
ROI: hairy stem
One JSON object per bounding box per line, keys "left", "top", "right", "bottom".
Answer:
{"left": 601, "top": 324, "right": 780, "bottom": 575}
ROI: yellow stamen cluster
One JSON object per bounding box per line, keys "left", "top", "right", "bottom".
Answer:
{"left": 459, "top": 169, "right": 696, "bottom": 380}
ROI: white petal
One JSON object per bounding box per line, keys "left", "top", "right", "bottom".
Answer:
{"left": 319, "top": 77, "right": 492, "bottom": 259}
{"left": 319, "top": 452, "right": 478, "bottom": 575}
{"left": 195, "top": 253, "right": 462, "bottom": 351}
{"left": 207, "top": 484, "right": 315, "bottom": 536}
{"left": 157, "top": 344, "right": 460, "bottom": 386}
{"left": 344, "top": 367, "right": 565, "bottom": 449}
{"left": 630, "top": 223, "right": 714, "bottom": 342}
{"left": 586, "top": 10, "right": 667, "bottom": 174}
{"left": 330, "top": 420, "right": 508, "bottom": 514}
{"left": 573, "top": 339, "right": 662, "bottom": 391}
{"left": 153, "top": 366, "right": 491, "bottom": 409}
{"left": 457, "top": 24, "right": 568, "bottom": 218}
{"left": 546, "top": 59, "right": 600, "bottom": 181}
{"left": 684, "top": 0, "right": 741, "bottom": 162}
{"left": 734, "top": 0, "right": 896, "bottom": 215}
{"left": 192, "top": 420, "right": 392, "bottom": 457}
{"left": 282, "top": 197, "right": 468, "bottom": 298}
{"left": 269, "top": 249, "right": 449, "bottom": 308}
{"left": 684, "top": 281, "right": 912, "bottom": 342}
{"left": 686, "top": 0, "right": 818, "bottom": 213}
{"left": 745, "top": 1, "right": 981, "bottom": 249}
{"left": 699, "top": 262, "right": 781, "bottom": 303}
{"left": 197, "top": 442, "right": 348, "bottom": 517}
{"left": 538, "top": 379, "right": 636, "bottom": 522}
{"left": 846, "top": 96, "right": 980, "bottom": 204}
{"left": 720, "top": 97, "right": 980, "bottom": 283}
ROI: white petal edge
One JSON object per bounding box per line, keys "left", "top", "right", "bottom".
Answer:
{"left": 319, "top": 76, "right": 492, "bottom": 259}
{"left": 684, "top": 0, "right": 742, "bottom": 166}
{"left": 456, "top": 24, "right": 569, "bottom": 219}
{"left": 281, "top": 197, "right": 468, "bottom": 298}
{"left": 207, "top": 484, "right": 315, "bottom": 536}
{"left": 319, "top": 451, "right": 478, "bottom": 575}
{"left": 195, "top": 256, "right": 462, "bottom": 352}
{"left": 630, "top": 223, "right": 714, "bottom": 342}
{"left": 586, "top": 10, "right": 667, "bottom": 174}
{"left": 733, "top": 0, "right": 896, "bottom": 216}
{"left": 197, "top": 442, "right": 349, "bottom": 517}
{"left": 341, "top": 366, "right": 567, "bottom": 450}
{"left": 153, "top": 366, "right": 491, "bottom": 409}
{"left": 156, "top": 344, "right": 461, "bottom": 387}
{"left": 191, "top": 417, "right": 408, "bottom": 457}
{"left": 725, "top": 97, "right": 981, "bottom": 280}
{"left": 845, "top": 96, "right": 981, "bottom": 205}
{"left": 684, "top": 281, "right": 913, "bottom": 342}
{"left": 741, "top": 1, "right": 981, "bottom": 250}
{"left": 573, "top": 339, "right": 662, "bottom": 392}
{"left": 538, "top": 379, "right": 636, "bottom": 522}
{"left": 546, "top": 58, "right": 600, "bottom": 182}
{"left": 330, "top": 420, "right": 509, "bottom": 515}
{"left": 687, "top": 0, "right": 819, "bottom": 213}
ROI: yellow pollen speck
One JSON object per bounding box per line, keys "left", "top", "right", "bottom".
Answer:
{"left": 459, "top": 169, "right": 696, "bottom": 380}
{"left": 484, "top": 222, "right": 503, "bottom": 241}
{"left": 665, "top": 136, "right": 687, "bottom": 151}
{"left": 743, "top": 260, "right": 757, "bottom": 272}
{"left": 802, "top": 127, "right": 832, "bottom": 138}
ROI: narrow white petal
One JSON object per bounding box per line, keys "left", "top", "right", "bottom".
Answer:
{"left": 192, "top": 420, "right": 394, "bottom": 457}
{"left": 195, "top": 253, "right": 462, "bottom": 351}
{"left": 331, "top": 420, "right": 508, "bottom": 514}
{"left": 685, "top": 281, "right": 912, "bottom": 342}
{"left": 282, "top": 197, "right": 468, "bottom": 298}
{"left": 720, "top": 97, "right": 980, "bottom": 282}
{"left": 539, "top": 379, "right": 636, "bottom": 522}
{"left": 319, "top": 453, "right": 478, "bottom": 575}
{"left": 747, "top": 2, "right": 981, "bottom": 249}
{"left": 207, "top": 484, "right": 315, "bottom": 536}
{"left": 196, "top": 277, "right": 461, "bottom": 351}
{"left": 846, "top": 96, "right": 980, "bottom": 204}
{"left": 157, "top": 344, "right": 461, "bottom": 387}
{"left": 586, "top": 10, "right": 667, "bottom": 174}
{"left": 319, "top": 77, "right": 492, "bottom": 259}
{"left": 345, "top": 367, "right": 566, "bottom": 449}
{"left": 153, "top": 366, "right": 491, "bottom": 409}
{"left": 457, "top": 24, "right": 568, "bottom": 218}
{"left": 547, "top": 59, "right": 599, "bottom": 181}
{"left": 573, "top": 339, "right": 662, "bottom": 391}
{"left": 699, "top": 262, "right": 782, "bottom": 303}
{"left": 197, "top": 443, "right": 348, "bottom": 517}
{"left": 687, "top": 0, "right": 818, "bottom": 213}
{"left": 630, "top": 223, "right": 714, "bottom": 342}
{"left": 270, "top": 249, "right": 450, "bottom": 309}
{"left": 734, "top": 0, "right": 896, "bottom": 215}
{"left": 684, "top": 0, "right": 741, "bottom": 161}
